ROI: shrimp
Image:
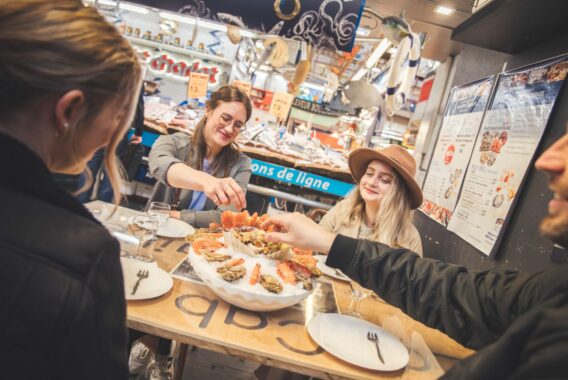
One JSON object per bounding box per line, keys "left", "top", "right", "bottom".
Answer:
{"left": 233, "top": 211, "right": 251, "bottom": 227}
{"left": 192, "top": 238, "right": 224, "bottom": 255}
{"left": 249, "top": 263, "right": 261, "bottom": 285}
{"left": 226, "top": 257, "right": 245, "bottom": 267}
{"left": 277, "top": 261, "right": 296, "bottom": 284}
{"left": 221, "top": 211, "right": 235, "bottom": 228}
{"left": 292, "top": 248, "right": 313, "bottom": 256}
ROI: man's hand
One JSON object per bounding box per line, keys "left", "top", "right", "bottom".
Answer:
{"left": 260, "top": 212, "right": 336, "bottom": 254}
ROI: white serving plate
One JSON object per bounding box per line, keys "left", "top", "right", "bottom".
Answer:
{"left": 187, "top": 244, "right": 313, "bottom": 312}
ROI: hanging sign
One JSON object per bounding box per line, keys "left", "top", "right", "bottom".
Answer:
{"left": 130, "top": 0, "right": 365, "bottom": 52}
{"left": 187, "top": 72, "right": 210, "bottom": 98}
{"left": 269, "top": 92, "right": 294, "bottom": 119}
{"left": 233, "top": 80, "right": 252, "bottom": 96}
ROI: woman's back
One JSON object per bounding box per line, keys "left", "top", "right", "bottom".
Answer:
{"left": 0, "top": 134, "right": 127, "bottom": 379}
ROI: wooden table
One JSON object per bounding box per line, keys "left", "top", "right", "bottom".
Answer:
{"left": 87, "top": 201, "right": 473, "bottom": 379}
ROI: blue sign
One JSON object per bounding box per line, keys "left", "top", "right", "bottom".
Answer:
{"left": 251, "top": 159, "right": 354, "bottom": 197}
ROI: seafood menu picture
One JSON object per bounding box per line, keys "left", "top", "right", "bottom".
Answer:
{"left": 420, "top": 77, "right": 494, "bottom": 226}
{"left": 448, "top": 58, "right": 568, "bottom": 256}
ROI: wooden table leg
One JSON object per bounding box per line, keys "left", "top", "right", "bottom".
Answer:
{"left": 173, "top": 343, "right": 189, "bottom": 380}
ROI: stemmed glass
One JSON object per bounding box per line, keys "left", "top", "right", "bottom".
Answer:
{"left": 347, "top": 281, "right": 374, "bottom": 318}
{"left": 131, "top": 215, "right": 159, "bottom": 262}
{"left": 148, "top": 201, "right": 170, "bottom": 228}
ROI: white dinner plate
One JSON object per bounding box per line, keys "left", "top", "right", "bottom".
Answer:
{"left": 120, "top": 257, "right": 174, "bottom": 301}
{"left": 128, "top": 216, "right": 195, "bottom": 238}
{"left": 307, "top": 313, "right": 409, "bottom": 371}
{"left": 314, "top": 255, "right": 351, "bottom": 281}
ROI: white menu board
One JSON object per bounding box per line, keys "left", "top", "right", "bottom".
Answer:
{"left": 420, "top": 77, "right": 494, "bottom": 226}
{"left": 448, "top": 58, "right": 568, "bottom": 256}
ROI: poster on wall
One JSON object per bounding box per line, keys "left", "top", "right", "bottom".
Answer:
{"left": 130, "top": 0, "right": 365, "bottom": 52}
{"left": 447, "top": 57, "right": 568, "bottom": 257}
{"left": 420, "top": 77, "right": 495, "bottom": 226}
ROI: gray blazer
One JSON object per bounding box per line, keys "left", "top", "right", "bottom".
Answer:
{"left": 147, "top": 132, "right": 252, "bottom": 228}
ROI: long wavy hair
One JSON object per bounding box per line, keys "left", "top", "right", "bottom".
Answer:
{"left": 0, "top": 0, "right": 141, "bottom": 205}
{"left": 342, "top": 170, "right": 415, "bottom": 248}
{"left": 191, "top": 85, "right": 252, "bottom": 176}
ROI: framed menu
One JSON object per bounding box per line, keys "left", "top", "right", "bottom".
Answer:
{"left": 420, "top": 77, "right": 495, "bottom": 226}
{"left": 448, "top": 57, "right": 568, "bottom": 257}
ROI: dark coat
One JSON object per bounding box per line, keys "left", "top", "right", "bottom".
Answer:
{"left": 327, "top": 235, "right": 568, "bottom": 379}
{"left": 0, "top": 133, "right": 128, "bottom": 379}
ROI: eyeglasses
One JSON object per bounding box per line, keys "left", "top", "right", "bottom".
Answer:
{"left": 218, "top": 113, "right": 246, "bottom": 133}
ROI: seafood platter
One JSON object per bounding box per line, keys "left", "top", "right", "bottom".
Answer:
{"left": 186, "top": 211, "right": 322, "bottom": 311}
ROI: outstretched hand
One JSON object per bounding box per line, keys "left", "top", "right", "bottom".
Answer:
{"left": 201, "top": 175, "right": 246, "bottom": 211}
{"left": 260, "top": 212, "right": 336, "bottom": 254}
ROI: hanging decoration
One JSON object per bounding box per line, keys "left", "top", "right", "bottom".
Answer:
{"left": 130, "top": 0, "right": 365, "bottom": 52}
{"left": 385, "top": 31, "right": 421, "bottom": 116}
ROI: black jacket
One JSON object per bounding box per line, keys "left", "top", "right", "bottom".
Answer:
{"left": 0, "top": 133, "right": 128, "bottom": 379}
{"left": 327, "top": 235, "right": 568, "bottom": 380}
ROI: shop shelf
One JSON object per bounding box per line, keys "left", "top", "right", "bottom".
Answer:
{"left": 125, "top": 36, "right": 232, "bottom": 65}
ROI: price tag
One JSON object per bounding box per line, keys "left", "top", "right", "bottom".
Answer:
{"left": 187, "top": 72, "right": 209, "bottom": 99}
{"left": 232, "top": 80, "right": 252, "bottom": 96}
{"left": 269, "top": 92, "right": 294, "bottom": 119}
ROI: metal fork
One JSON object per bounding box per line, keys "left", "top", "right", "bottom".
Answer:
{"left": 131, "top": 269, "right": 149, "bottom": 295}
{"left": 367, "top": 331, "right": 385, "bottom": 364}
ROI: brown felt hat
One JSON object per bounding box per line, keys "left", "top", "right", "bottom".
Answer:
{"left": 348, "top": 145, "right": 423, "bottom": 209}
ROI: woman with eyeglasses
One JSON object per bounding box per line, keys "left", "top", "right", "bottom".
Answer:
{"left": 147, "top": 85, "right": 252, "bottom": 228}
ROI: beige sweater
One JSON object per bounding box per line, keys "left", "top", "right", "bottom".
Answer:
{"left": 320, "top": 199, "right": 423, "bottom": 256}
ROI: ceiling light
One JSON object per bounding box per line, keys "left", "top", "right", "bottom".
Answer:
{"left": 365, "top": 39, "right": 390, "bottom": 69}
{"left": 435, "top": 5, "right": 455, "bottom": 15}
{"left": 159, "top": 12, "right": 196, "bottom": 24}
{"left": 119, "top": 2, "right": 149, "bottom": 14}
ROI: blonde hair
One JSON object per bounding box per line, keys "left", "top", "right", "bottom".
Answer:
{"left": 344, "top": 171, "right": 415, "bottom": 248}
{"left": 0, "top": 0, "right": 141, "bottom": 205}
{"left": 191, "top": 85, "right": 252, "bottom": 176}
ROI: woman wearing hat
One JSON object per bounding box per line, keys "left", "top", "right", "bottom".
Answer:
{"left": 320, "top": 145, "right": 423, "bottom": 255}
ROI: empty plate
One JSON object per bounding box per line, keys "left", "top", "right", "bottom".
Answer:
{"left": 307, "top": 313, "right": 409, "bottom": 371}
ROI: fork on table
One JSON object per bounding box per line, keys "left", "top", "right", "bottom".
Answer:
{"left": 367, "top": 331, "right": 385, "bottom": 364}
{"left": 131, "top": 269, "right": 149, "bottom": 295}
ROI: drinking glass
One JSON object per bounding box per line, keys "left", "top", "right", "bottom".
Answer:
{"left": 131, "top": 215, "right": 158, "bottom": 262}
{"left": 148, "top": 201, "right": 170, "bottom": 227}
{"left": 347, "top": 282, "right": 373, "bottom": 318}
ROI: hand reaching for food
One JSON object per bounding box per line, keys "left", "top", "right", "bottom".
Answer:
{"left": 261, "top": 212, "right": 336, "bottom": 254}
{"left": 201, "top": 175, "right": 246, "bottom": 210}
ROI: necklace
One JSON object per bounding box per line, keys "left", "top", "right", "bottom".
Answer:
{"left": 358, "top": 223, "right": 373, "bottom": 239}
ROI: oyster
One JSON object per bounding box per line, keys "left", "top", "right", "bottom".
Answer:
{"left": 295, "top": 274, "right": 313, "bottom": 290}
{"left": 202, "top": 250, "right": 231, "bottom": 262}
{"left": 260, "top": 275, "right": 283, "bottom": 294}
{"left": 217, "top": 265, "right": 246, "bottom": 282}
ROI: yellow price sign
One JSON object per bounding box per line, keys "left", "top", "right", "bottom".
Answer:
{"left": 187, "top": 72, "right": 210, "bottom": 99}
{"left": 269, "top": 92, "right": 294, "bottom": 119}
{"left": 232, "top": 80, "right": 252, "bottom": 96}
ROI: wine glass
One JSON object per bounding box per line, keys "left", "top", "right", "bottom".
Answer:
{"left": 347, "top": 282, "right": 373, "bottom": 318}
{"left": 148, "top": 201, "right": 170, "bottom": 228}
{"left": 131, "top": 215, "right": 158, "bottom": 262}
